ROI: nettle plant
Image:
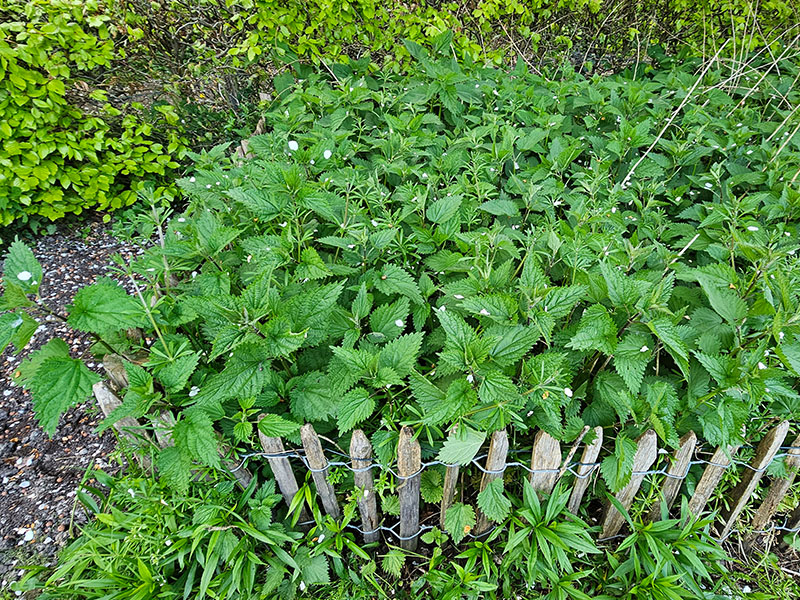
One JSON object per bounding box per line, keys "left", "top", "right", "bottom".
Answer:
{"left": 2, "top": 39, "right": 800, "bottom": 513}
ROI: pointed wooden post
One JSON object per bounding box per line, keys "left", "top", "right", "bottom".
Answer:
{"left": 529, "top": 430, "right": 561, "bottom": 497}
{"left": 475, "top": 430, "right": 509, "bottom": 535}
{"left": 351, "top": 430, "right": 380, "bottom": 543}
{"left": 439, "top": 465, "right": 460, "bottom": 529}
{"left": 300, "top": 423, "right": 341, "bottom": 520}
{"left": 397, "top": 427, "right": 421, "bottom": 551}
{"left": 720, "top": 421, "right": 790, "bottom": 538}
{"left": 568, "top": 427, "right": 603, "bottom": 514}
{"left": 258, "top": 419, "right": 311, "bottom": 523}
{"left": 687, "top": 444, "right": 742, "bottom": 519}
{"left": 750, "top": 431, "right": 800, "bottom": 535}
{"left": 93, "top": 381, "right": 152, "bottom": 470}
{"left": 647, "top": 431, "right": 697, "bottom": 522}
{"left": 601, "top": 430, "right": 657, "bottom": 539}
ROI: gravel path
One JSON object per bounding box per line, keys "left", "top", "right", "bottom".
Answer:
{"left": 0, "top": 217, "right": 142, "bottom": 589}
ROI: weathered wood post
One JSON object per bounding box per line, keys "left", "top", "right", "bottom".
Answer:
{"left": 351, "top": 429, "right": 380, "bottom": 543}
{"left": 475, "top": 430, "right": 509, "bottom": 535}
{"left": 258, "top": 418, "right": 310, "bottom": 522}
{"left": 720, "top": 421, "right": 789, "bottom": 538}
{"left": 647, "top": 431, "right": 697, "bottom": 522}
{"left": 300, "top": 423, "right": 341, "bottom": 520}
{"left": 687, "top": 444, "right": 742, "bottom": 519}
{"left": 398, "top": 426, "right": 421, "bottom": 551}
{"left": 529, "top": 430, "right": 561, "bottom": 497}
{"left": 601, "top": 430, "right": 657, "bottom": 538}
{"left": 749, "top": 431, "right": 800, "bottom": 536}
{"left": 567, "top": 427, "right": 603, "bottom": 514}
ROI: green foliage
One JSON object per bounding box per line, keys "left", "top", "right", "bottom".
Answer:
{"left": 0, "top": 0, "right": 185, "bottom": 226}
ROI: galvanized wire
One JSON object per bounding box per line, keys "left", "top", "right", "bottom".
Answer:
{"left": 225, "top": 439, "right": 800, "bottom": 543}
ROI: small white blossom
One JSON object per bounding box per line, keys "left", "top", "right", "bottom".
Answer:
{"left": 188, "top": 386, "right": 200, "bottom": 397}
{"left": 317, "top": 534, "right": 325, "bottom": 543}
{"left": 189, "top": 176, "right": 196, "bottom": 182}
{"left": 758, "top": 362, "right": 767, "bottom": 370}
{"left": 371, "top": 219, "right": 379, "bottom": 226}
{"left": 466, "top": 374, "right": 474, "bottom": 383}
{"left": 16, "top": 271, "right": 32, "bottom": 282}
{"left": 395, "top": 319, "right": 404, "bottom": 327}
{"left": 454, "top": 294, "right": 464, "bottom": 299}
{"left": 178, "top": 217, "right": 186, "bottom": 222}
{"left": 704, "top": 182, "right": 713, "bottom": 189}
{"left": 127, "top": 488, "right": 135, "bottom": 499}
{"left": 288, "top": 140, "right": 299, "bottom": 151}
{"left": 747, "top": 226, "right": 759, "bottom": 232}
{"left": 640, "top": 346, "right": 649, "bottom": 353}
{"left": 564, "top": 388, "right": 573, "bottom": 398}
{"left": 299, "top": 581, "right": 306, "bottom": 592}
{"left": 323, "top": 149, "right": 332, "bottom": 160}
{"left": 310, "top": 159, "right": 315, "bottom": 164}
{"left": 206, "top": 184, "right": 212, "bottom": 189}
{"left": 479, "top": 308, "right": 490, "bottom": 316}
{"left": 780, "top": 331, "right": 785, "bottom": 340}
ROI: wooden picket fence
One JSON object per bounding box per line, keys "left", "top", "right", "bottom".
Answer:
{"left": 94, "top": 365, "right": 800, "bottom": 551}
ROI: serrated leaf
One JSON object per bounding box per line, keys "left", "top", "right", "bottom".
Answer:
{"left": 437, "top": 426, "right": 486, "bottom": 466}
{"left": 67, "top": 278, "right": 148, "bottom": 335}
{"left": 444, "top": 502, "right": 476, "bottom": 544}
{"left": 13, "top": 338, "right": 70, "bottom": 386}
{"left": 297, "top": 247, "right": 332, "bottom": 280}
{"left": 613, "top": 333, "right": 652, "bottom": 394}
{"left": 172, "top": 408, "right": 220, "bottom": 469}
{"left": 3, "top": 240, "right": 43, "bottom": 293}
{"left": 370, "top": 297, "right": 410, "bottom": 341}
{"left": 378, "top": 332, "right": 423, "bottom": 378}
{"left": 375, "top": 265, "right": 423, "bottom": 304}
{"left": 600, "top": 435, "right": 637, "bottom": 493}
{"left": 477, "top": 478, "right": 512, "bottom": 523}
{"left": 381, "top": 549, "right": 405, "bottom": 578}
{"left": 337, "top": 387, "right": 375, "bottom": 433}
{"left": 426, "top": 195, "right": 462, "bottom": 224}
{"left": 648, "top": 318, "right": 690, "bottom": 376}
{"left": 258, "top": 413, "right": 301, "bottom": 437}
{"left": 156, "top": 353, "right": 200, "bottom": 393}
{"left": 697, "top": 275, "right": 748, "bottom": 325}
{"left": 157, "top": 446, "right": 192, "bottom": 493}
{"left": 420, "top": 469, "right": 444, "bottom": 503}
{"left": 567, "top": 304, "right": 617, "bottom": 354}
{"left": 29, "top": 356, "right": 101, "bottom": 435}
{"left": 489, "top": 325, "right": 540, "bottom": 367}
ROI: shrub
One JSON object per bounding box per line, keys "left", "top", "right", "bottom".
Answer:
{"left": 3, "top": 34, "right": 800, "bottom": 538}
{"left": 0, "top": 0, "right": 185, "bottom": 227}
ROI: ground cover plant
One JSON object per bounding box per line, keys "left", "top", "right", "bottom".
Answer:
{"left": 3, "top": 33, "right": 800, "bottom": 598}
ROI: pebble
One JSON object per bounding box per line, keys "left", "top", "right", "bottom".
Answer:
{"left": 18, "top": 481, "right": 31, "bottom": 489}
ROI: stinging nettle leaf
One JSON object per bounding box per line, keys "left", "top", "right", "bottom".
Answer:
{"left": 444, "top": 502, "right": 476, "bottom": 544}
{"left": 436, "top": 426, "right": 486, "bottom": 466}
{"left": 67, "top": 278, "right": 148, "bottom": 335}
{"left": 476, "top": 478, "right": 512, "bottom": 523}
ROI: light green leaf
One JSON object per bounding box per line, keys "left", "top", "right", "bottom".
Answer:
{"left": 29, "top": 356, "right": 101, "bottom": 435}
{"left": 337, "top": 387, "right": 375, "bottom": 433}
{"left": 3, "top": 240, "right": 43, "bottom": 293}
{"left": 444, "top": 502, "right": 476, "bottom": 544}
{"left": 426, "top": 195, "right": 461, "bottom": 224}
{"left": 436, "top": 426, "right": 486, "bottom": 466}
{"left": 67, "top": 278, "right": 148, "bottom": 335}
{"left": 600, "top": 435, "right": 637, "bottom": 493}
{"left": 258, "top": 413, "right": 301, "bottom": 437}
{"left": 476, "top": 478, "right": 511, "bottom": 523}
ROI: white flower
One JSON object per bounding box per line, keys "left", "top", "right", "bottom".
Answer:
{"left": 746, "top": 150, "right": 753, "bottom": 155}
{"left": 288, "top": 140, "right": 299, "bottom": 151}
{"left": 371, "top": 219, "right": 379, "bottom": 227}
{"left": 466, "top": 374, "right": 474, "bottom": 383}
{"left": 206, "top": 184, "right": 212, "bottom": 189}
{"left": 422, "top": 173, "right": 428, "bottom": 178}
{"left": 310, "top": 159, "right": 315, "bottom": 164}
{"left": 189, "top": 176, "right": 196, "bottom": 182}
{"left": 279, "top": 221, "right": 287, "bottom": 227}
{"left": 640, "top": 346, "right": 649, "bottom": 353}
{"left": 395, "top": 319, "right": 404, "bottom": 327}
{"left": 323, "top": 149, "right": 332, "bottom": 160}
{"left": 564, "top": 387, "right": 573, "bottom": 398}
{"left": 747, "top": 226, "right": 759, "bottom": 232}
{"left": 165, "top": 539, "right": 172, "bottom": 546}
{"left": 16, "top": 271, "right": 32, "bottom": 282}
{"left": 364, "top": 489, "right": 370, "bottom": 497}
{"left": 299, "top": 581, "right": 306, "bottom": 592}
{"left": 127, "top": 488, "right": 135, "bottom": 499}
{"left": 479, "top": 308, "right": 490, "bottom": 316}
{"left": 779, "top": 331, "right": 785, "bottom": 340}
{"left": 454, "top": 294, "right": 464, "bottom": 299}
{"left": 704, "top": 182, "right": 712, "bottom": 189}
{"left": 758, "top": 362, "right": 767, "bottom": 370}
{"left": 246, "top": 255, "right": 252, "bottom": 263}
{"left": 178, "top": 217, "right": 186, "bottom": 222}
{"left": 188, "top": 386, "right": 200, "bottom": 397}
{"left": 317, "top": 534, "right": 325, "bottom": 543}
{"left": 438, "top": 306, "right": 446, "bottom": 312}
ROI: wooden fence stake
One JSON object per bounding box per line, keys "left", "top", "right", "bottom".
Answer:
{"left": 720, "top": 421, "right": 790, "bottom": 538}
{"left": 93, "top": 381, "right": 152, "bottom": 470}
{"left": 300, "top": 423, "right": 341, "bottom": 520}
{"left": 530, "top": 430, "right": 561, "bottom": 497}
{"left": 258, "top": 418, "right": 310, "bottom": 522}
{"left": 440, "top": 465, "right": 460, "bottom": 529}
{"left": 398, "top": 426, "right": 421, "bottom": 551}
{"left": 475, "top": 430, "right": 509, "bottom": 534}
{"left": 750, "top": 432, "right": 800, "bottom": 535}
{"left": 351, "top": 429, "right": 380, "bottom": 544}
{"left": 687, "top": 444, "right": 742, "bottom": 519}
{"left": 647, "top": 431, "right": 697, "bottom": 522}
{"left": 601, "top": 430, "right": 657, "bottom": 539}
{"left": 568, "top": 427, "right": 603, "bottom": 514}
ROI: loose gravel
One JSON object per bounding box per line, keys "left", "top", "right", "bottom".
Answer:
{"left": 0, "top": 217, "right": 143, "bottom": 590}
